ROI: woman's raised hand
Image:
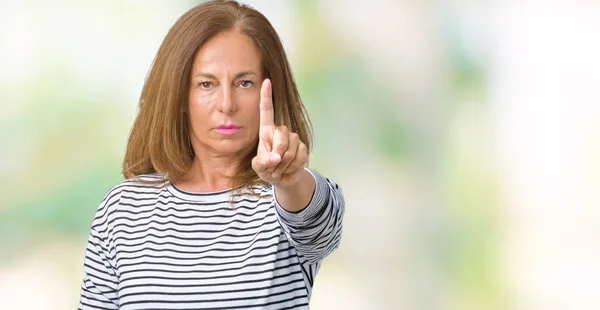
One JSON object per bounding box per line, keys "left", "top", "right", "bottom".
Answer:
{"left": 252, "top": 79, "right": 308, "bottom": 187}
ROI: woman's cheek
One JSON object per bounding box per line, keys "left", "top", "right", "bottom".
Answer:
{"left": 191, "top": 91, "right": 216, "bottom": 109}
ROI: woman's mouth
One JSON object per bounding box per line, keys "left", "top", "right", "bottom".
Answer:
{"left": 215, "top": 124, "right": 241, "bottom": 135}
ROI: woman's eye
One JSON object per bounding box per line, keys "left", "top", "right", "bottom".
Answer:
{"left": 239, "top": 80, "right": 254, "bottom": 88}
{"left": 198, "top": 81, "right": 212, "bottom": 89}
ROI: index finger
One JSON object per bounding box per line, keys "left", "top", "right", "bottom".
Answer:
{"left": 260, "top": 78, "right": 275, "bottom": 130}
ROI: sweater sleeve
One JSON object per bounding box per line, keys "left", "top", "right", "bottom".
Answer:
{"left": 272, "top": 168, "right": 345, "bottom": 265}
{"left": 78, "top": 190, "right": 121, "bottom": 309}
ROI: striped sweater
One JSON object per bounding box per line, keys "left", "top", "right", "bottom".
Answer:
{"left": 78, "top": 168, "right": 345, "bottom": 309}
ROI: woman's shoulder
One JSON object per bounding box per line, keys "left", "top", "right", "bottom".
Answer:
{"left": 100, "top": 172, "right": 166, "bottom": 198}
{"left": 91, "top": 173, "right": 168, "bottom": 224}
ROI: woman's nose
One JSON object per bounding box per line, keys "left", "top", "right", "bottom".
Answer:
{"left": 217, "top": 86, "right": 236, "bottom": 113}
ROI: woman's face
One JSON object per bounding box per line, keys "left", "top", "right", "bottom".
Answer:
{"left": 188, "top": 30, "right": 263, "bottom": 159}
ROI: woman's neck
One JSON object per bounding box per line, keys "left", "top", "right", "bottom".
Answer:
{"left": 175, "top": 151, "right": 244, "bottom": 193}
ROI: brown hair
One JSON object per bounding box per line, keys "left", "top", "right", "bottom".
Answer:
{"left": 122, "top": 0, "right": 312, "bottom": 191}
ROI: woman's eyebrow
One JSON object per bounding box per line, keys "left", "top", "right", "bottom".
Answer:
{"left": 192, "top": 71, "right": 257, "bottom": 79}
{"left": 234, "top": 71, "right": 257, "bottom": 79}
{"left": 193, "top": 72, "right": 217, "bottom": 79}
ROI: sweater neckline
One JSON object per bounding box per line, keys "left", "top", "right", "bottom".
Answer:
{"left": 166, "top": 182, "right": 237, "bottom": 202}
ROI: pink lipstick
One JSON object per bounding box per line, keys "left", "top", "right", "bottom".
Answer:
{"left": 215, "top": 124, "right": 241, "bottom": 135}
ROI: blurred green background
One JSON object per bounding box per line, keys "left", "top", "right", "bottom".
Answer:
{"left": 1, "top": 1, "right": 599, "bottom": 309}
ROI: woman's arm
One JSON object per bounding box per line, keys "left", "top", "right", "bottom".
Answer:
{"left": 272, "top": 168, "right": 345, "bottom": 264}
{"left": 79, "top": 190, "right": 121, "bottom": 310}
{"left": 252, "top": 80, "right": 345, "bottom": 264}
{"left": 79, "top": 228, "right": 119, "bottom": 310}
{"left": 273, "top": 168, "right": 315, "bottom": 213}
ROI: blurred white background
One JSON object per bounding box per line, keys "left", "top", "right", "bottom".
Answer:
{"left": 0, "top": 0, "right": 599, "bottom": 309}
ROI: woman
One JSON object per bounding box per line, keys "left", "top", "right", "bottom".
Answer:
{"left": 78, "top": 1, "right": 345, "bottom": 309}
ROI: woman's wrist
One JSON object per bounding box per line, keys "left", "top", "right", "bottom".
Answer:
{"left": 273, "top": 168, "right": 316, "bottom": 213}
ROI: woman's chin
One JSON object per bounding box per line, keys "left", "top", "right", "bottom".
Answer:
{"left": 213, "top": 140, "right": 254, "bottom": 156}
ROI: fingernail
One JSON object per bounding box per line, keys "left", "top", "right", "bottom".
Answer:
{"left": 270, "top": 154, "right": 280, "bottom": 162}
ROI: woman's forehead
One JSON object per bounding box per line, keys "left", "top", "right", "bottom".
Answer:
{"left": 192, "top": 31, "right": 262, "bottom": 73}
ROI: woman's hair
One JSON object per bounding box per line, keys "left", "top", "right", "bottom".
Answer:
{"left": 122, "top": 0, "right": 313, "bottom": 190}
